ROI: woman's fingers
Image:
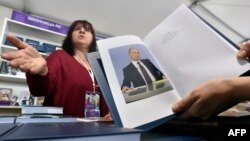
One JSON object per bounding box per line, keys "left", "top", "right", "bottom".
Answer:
{"left": 1, "top": 47, "right": 35, "bottom": 62}
{"left": 19, "top": 63, "right": 32, "bottom": 72}
{"left": 1, "top": 50, "right": 22, "bottom": 60}
{"left": 1, "top": 35, "right": 37, "bottom": 61}
{"left": 1, "top": 35, "right": 46, "bottom": 75}
{"left": 6, "top": 34, "right": 29, "bottom": 50}
{"left": 9, "top": 57, "right": 28, "bottom": 68}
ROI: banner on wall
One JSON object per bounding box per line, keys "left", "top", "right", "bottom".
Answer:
{"left": 11, "top": 10, "right": 108, "bottom": 40}
{"left": 11, "top": 10, "right": 68, "bottom": 35}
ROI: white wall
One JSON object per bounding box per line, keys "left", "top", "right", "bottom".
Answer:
{"left": 192, "top": 1, "right": 250, "bottom": 43}
{"left": 0, "top": 5, "right": 12, "bottom": 36}
{"left": 192, "top": 5, "right": 242, "bottom": 43}
{"left": 0, "top": 0, "right": 191, "bottom": 38}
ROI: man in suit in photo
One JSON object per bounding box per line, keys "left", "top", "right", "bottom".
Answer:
{"left": 121, "top": 48, "right": 165, "bottom": 93}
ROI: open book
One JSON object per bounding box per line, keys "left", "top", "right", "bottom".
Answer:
{"left": 95, "top": 4, "right": 250, "bottom": 130}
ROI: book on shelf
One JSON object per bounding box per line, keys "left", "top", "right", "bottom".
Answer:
{"left": 0, "top": 122, "right": 142, "bottom": 141}
{"left": 0, "top": 101, "right": 12, "bottom": 106}
{"left": 15, "top": 114, "right": 77, "bottom": 123}
{"left": 3, "top": 35, "right": 58, "bottom": 55}
{"left": 0, "top": 88, "right": 13, "bottom": 106}
{"left": 0, "top": 106, "right": 22, "bottom": 116}
{"left": 94, "top": 4, "right": 250, "bottom": 130}
{"left": 21, "top": 106, "right": 63, "bottom": 115}
{"left": 0, "top": 105, "right": 63, "bottom": 116}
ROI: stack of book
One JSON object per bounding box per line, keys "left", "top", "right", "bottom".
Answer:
{"left": 0, "top": 106, "right": 22, "bottom": 116}
{"left": 16, "top": 114, "right": 77, "bottom": 123}
{"left": 21, "top": 106, "right": 63, "bottom": 115}
{"left": 0, "top": 106, "right": 77, "bottom": 123}
{"left": 0, "top": 106, "right": 22, "bottom": 123}
{"left": 17, "top": 106, "right": 77, "bottom": 123}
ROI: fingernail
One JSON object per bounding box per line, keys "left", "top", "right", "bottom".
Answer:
{"left": 237, "top": 50, "right": 248, "bottom": 58}
{"left": 172, "top": 103, "right": 180, "bottom": 111}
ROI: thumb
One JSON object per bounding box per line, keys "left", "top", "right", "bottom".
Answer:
{"left": 237, "top": 49, "right": 248, "bottom": 59}
{"left": 237, "top": 41, "right": 250, "bottom": 59}
{"left": 172, "top": 93, "right": 197, "bottom": 113}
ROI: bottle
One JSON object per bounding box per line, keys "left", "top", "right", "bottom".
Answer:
{"left": 0, "top": 61, "right": 9, "bottom": 74}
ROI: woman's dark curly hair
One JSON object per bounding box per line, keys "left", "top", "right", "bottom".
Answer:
{"left": 62, "top": 20, "right": 97, "bottom": 55}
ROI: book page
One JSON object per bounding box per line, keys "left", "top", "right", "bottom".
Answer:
{"left": 97, "top": 35, "right": 179, "bottom": 128}
{"left": 143, "top": 4, "right": 250, "bottom": 98}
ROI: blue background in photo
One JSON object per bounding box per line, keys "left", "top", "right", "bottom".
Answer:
{"left": 109, "top": 44, "right": 162, "bottom": 87}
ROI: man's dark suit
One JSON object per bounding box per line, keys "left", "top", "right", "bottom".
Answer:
{"left": 121, "top": 59, "right": 164, "bottom": 88}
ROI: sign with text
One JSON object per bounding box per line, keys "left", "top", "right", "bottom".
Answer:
{"left": 11, "top": 10, "right": 68, "bottom": 35}
{"left": 223, "top": 124, "right": 250, "bottom": 141}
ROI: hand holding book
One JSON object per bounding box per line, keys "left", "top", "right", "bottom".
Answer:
{"left": 172, "top": 42, "right": 250, "bottom": 120}
{"left": 97, "top": 4, "right": 250, "bottom": 129}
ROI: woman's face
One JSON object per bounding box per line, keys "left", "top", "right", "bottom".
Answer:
{"left": 72, "top": 24, "right": 93, "bottom": 49}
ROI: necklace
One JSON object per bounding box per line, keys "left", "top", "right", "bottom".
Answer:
{"left": 75, "top": 54, "right": 90, "bottom": 71}
{"left": 74, "top": 54, "right": 96, "bottom": 92}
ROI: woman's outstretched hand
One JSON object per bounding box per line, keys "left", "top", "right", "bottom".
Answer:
{"left": 1, "top": 34, "right": 48, "bottom": 75}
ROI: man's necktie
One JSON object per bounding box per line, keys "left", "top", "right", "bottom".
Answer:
{"left": 137, "top": 62, "right": 152, "bottom": 85}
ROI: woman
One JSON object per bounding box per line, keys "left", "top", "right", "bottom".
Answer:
{"left": 1, "top": 20, "right": 111, "bottom": 119}
{"left": 172, "top": 41, "right": 250, "bottom": 120}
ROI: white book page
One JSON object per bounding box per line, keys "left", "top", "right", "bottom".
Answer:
{"left": 97, "top": 35, "right": 179, "bottom": 128}
{"left": 143, "top": 4, "right": 250, "bottom": 98}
